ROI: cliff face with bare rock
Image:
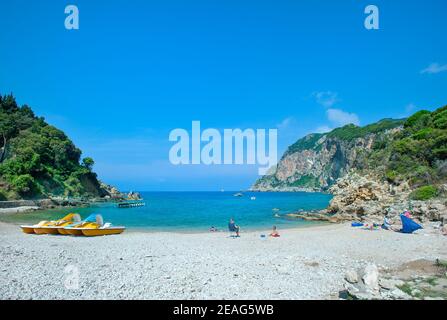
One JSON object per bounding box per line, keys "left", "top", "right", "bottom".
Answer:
{"left": 252, "top": 119, "right": 404, "bottom": 192}
{"left": 253, "top": 106, "right": 447, "bottom": 222}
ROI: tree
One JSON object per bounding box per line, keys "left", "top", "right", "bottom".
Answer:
{"left": 82, "top": 157, "right": 95, "bottom": 171}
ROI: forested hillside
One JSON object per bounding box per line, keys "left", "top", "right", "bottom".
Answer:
{"left": 0, "top": 94, "right": 109, "bottom": 200}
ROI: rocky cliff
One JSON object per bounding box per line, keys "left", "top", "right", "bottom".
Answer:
{"left": 252, "top": 119, "right": 404, "bottom": 192}
{"left": 253, "top": 106, "right": 447, "bottom": 223}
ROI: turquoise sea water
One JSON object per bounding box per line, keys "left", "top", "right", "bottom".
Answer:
{"left": 0, "top": 192, "right": 332, "bottom": 232}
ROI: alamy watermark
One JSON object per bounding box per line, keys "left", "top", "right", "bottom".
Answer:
{"left": 169, "top": 121, "right": 277, "bottom": 175}
{"left": 65, "top": 5, "right": 79, "bottom": 30}
{"left": 364, "top": 5, "right": 379, "bottom": 30}
{"left": 64, "top": 264, "right": 80, "bottom": 290}
{"left": 64, "top": 4, "right": 379, "bottom": 31}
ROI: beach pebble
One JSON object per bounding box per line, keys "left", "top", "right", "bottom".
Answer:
{"left": 1, "top": 221, "right": 446, "bottom": 300}
{"left": 345, "top": 270, "right": 359, "bottom": 284}
{"left": 379, "top": 278, "right": 404, "bottom": 290}
{"left": 362, "top": 264, "right": 379, "bottom": 291}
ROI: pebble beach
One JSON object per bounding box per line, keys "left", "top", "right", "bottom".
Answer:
{"left": 1, "top": 221, "right": 446, "bottom": 300}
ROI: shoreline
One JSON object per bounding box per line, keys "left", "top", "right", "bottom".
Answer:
{"left": 1, "top": 220, "right": 446, "bottom": 299}
{"left": 0, "top": 216, "right": 331, "bottom": 235}
{"left": 0, "top": 191, "right": 334, "bottom": 233}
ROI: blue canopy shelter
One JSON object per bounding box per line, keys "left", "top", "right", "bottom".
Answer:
{"left": 400, "top": 214, "right": 423, "bottom": 234}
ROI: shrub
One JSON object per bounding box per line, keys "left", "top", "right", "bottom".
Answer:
{"left": 404, "top": 110, "right": 431, "bottom": 129}
{"left": 0, "top": 189, "right": 8, "bottom": 201}
{"left": 433, "top": 109, "right": 447, "bottom": 129}
{"left": 385, "top": 170, "right": 398, "bottom": 183}
{"left": 410, "top": 185, "right": 438, "bottom": 201}
{"left": 11, "top": 174, "right": 37, "bottom": 195}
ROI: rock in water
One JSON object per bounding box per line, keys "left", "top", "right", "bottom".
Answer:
{"left": 127, "top": 191, "right": 142, "bottom": 200}
{"left": 362, "top": 264, "right": 379, "bottom": 291}
{"left": 345, "top": 269, "right": 359, "bottom": 284}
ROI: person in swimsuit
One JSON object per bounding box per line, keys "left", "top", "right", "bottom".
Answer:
{"left": 269, "top": 225, "right": 280, "bottom": 237}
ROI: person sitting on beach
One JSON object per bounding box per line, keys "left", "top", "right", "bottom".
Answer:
{"left": 228, "top": 218, "right": 240, "bottom": 237}
{"left": 382, "top": 215, "right": 394, "bottom": 231}
{"left": 269, "top": 225, "right": 280, "bottom": 237}
{"left": 209, "top": 226, "right": 217, "bottom": 232}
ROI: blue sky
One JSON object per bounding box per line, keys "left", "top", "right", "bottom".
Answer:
{"left": 1, "top": 0, "right": 446, "bottom": 191}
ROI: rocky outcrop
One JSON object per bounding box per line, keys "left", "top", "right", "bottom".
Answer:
{"left": 286, "top": 171, "right": 447, "bottom": 224}
{"left": 326, "top": 172, "right": 409, "bottom": 221}
{"left": 127, "top": 191, "right": 142, "bottom": 200}
{"left": 99, "top": 183, "right": 125, "bottom": 200}
{"left": 321, "top": 172, "right": 446, "bottom": 223}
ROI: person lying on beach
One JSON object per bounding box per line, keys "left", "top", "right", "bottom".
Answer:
{"left": 228, "top": 218, "right": 240, "bottom": 237}
{"left": 269, "top": 225, "right": 280, "bottom": 237}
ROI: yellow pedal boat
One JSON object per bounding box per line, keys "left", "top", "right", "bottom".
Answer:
{"left": 62, "top": 214, "right": 99, "bottom": 236}
{"left": 20, "top": 213, "right": 81, "bottom": 235}
{"left": 81, "top": 225, "right": 126, "bottom": 237}
{"left": 62, "top": 214, "right": 125, "bottom": 237}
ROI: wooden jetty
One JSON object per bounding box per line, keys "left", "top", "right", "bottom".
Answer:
{"left": 117, "top": 202, "right": 146, "bottom": 208}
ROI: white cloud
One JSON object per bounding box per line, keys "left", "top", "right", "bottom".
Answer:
{"left": 312, "top": 91, "right": 339, "bottom": 108}
{"left": 326, "top": 108, "right": 360, "bottom": 126}
{"left": 420, "top": 63, "right": 447, "bottom": 74}
{"left": 277, "top": 117, "right": 295, "bottom": 130}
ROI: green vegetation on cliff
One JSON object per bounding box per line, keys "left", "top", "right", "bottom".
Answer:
{"left": 286, "top": 133, "right": 323, "bottom": 155}
{"left": 0, "top": 94, "right": 107, "bottom": 200}
{"left": 327, "top": 118, "right": 405, "bottom": 141}
{"left": 374, "top": 107, "right": 447, "bottom": 192}
{"left": 285, "top": 118, "right": 404, "bottom": 156}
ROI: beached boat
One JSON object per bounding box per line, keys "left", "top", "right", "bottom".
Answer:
{"left": 81, "top": 224, "right": 126, "bottom": 237}
{"left": 63, "top": 214, "right": 125, "bottom": 237}
{"left": 34, "top": 225, "right": 61, "bottom": 235}
{"left": 20, "top": 226, "right": 37, "bottom": 234}
{"left": 20, "top": 213, "right": 81, "bottom": 235}
{"left": 62, "top": 214, "right": 99, "bottom": 235}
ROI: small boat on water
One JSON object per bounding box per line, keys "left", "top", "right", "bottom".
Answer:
{"left": 250, "top": 196, "right": 256, "bottom": 200}
{"left": 20, "top": 213, "right": 81, "bottom": 235}
{"left": 233, "top": 192, "right": 244, "bottom": 197}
